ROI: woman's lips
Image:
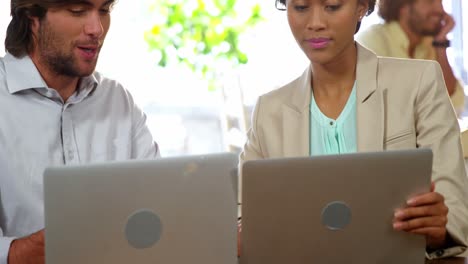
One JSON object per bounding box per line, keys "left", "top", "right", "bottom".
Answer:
{"left": 306, "top": 38, "right": 331, "bottom": 49}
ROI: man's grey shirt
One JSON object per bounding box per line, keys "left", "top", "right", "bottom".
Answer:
{"left": 0, "top": 53, "right": 159, "bottom": 263}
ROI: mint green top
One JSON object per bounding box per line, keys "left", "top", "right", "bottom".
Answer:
{"left": 309, "top": 82, "right": 357, "bottom": 156}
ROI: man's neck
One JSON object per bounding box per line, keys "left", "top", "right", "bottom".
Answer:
{"left": 398, "top": 20, "right": 423, "bottom": 58}
{"left": 29, "top": 53, "right": 79, "bottom": 102}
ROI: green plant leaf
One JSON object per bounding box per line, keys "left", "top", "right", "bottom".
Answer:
{"left": 145, "top": 0, "right": 263, "bottom": 89}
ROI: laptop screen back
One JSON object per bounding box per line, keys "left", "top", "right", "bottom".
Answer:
{"left": 241, "top": 149, "right": 432, "bottom": 264}
{"left": 44, "top": 153, "right": 238, "bottom": 264}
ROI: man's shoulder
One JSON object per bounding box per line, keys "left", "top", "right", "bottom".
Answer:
{"left": 357, "top": 22, "right": 402, "bottom": 57}
{"left": 92, "top": 72, "right": 129, "bottom": 94}
{"left": 92, "top": 71, "right": 123, "bottom": 89}
{"left": 91, "top": 71, "right": 136, "bottom": 103}
{"left": 358, "top": 23, "right": 389, "bottom": 38}
{"left": 0, "top": 55, "right": 7, "bottom": 76}
{"left": 0, "top": 56, "right": 8, "bottom": 92}
{"left": 361, "top": 23, "right": 387, "bottom": 33}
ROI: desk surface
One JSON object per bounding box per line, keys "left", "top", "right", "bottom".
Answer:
{"left": 427, "top": 258, "right": 467, "bottom": 264}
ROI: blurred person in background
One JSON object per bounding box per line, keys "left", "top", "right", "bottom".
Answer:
{"left": 357, "top": 0, "right": 465, "bottom": 114}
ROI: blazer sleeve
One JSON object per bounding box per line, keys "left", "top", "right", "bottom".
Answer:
{"left": 238, "top": 96, "right": 266, "bottom": 204}
{"left": 240, "top": 96, "right": 265, "bottom": 162}
{"left": 415, "top": 61, "right": 468, "bottom": 258}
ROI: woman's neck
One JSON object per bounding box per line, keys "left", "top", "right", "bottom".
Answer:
{"left": 310, "top": 42, "right": 357, "bottom": 97}
{"left": 309, "top": 42, "right": 358, "bottom": 119}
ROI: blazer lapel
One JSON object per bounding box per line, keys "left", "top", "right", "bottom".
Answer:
{"left": 356, "top": 43, "right": 384, "bottom": 152}
{"left": 282, "top": 67, "right": 311, "bottom": 157}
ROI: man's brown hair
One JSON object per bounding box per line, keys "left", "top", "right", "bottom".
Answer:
{"left": 378, "top": 0, "right": 415, "bottom": 22}
{"left": 5, "top": 0, "right": 115, "bottom": 58}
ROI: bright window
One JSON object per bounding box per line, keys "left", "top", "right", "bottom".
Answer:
{"left": 0, "top": 1, "right": 466, "bottom": 156}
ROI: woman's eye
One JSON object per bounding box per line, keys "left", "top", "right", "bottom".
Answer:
{"left": 294, "top": 5, "right": 309, "bottom": 11}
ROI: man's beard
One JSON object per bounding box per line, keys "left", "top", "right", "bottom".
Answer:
{"left": 37, "top": 20, "right": 97, "bottom": 77}
{"left": 408, "top": 6, "right": 443, "bottom": 36}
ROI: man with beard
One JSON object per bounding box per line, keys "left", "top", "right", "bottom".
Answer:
{"left": 357, "top": 0, "right": 465, "bottom": 114}
{"left": 0, "top": 0, "right": 159, "bottom": 263}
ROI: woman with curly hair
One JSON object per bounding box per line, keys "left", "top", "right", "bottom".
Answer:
{"left": 239, "top": 0, "right": 468, "bottom": 259}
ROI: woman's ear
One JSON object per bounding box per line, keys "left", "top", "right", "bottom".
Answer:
{"left": 357, "top": 0, "right": 369, "bottom": 18}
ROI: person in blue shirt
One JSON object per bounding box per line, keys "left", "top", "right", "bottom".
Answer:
{"left": 0, "top": 1, "right": 159, "bottom": 263}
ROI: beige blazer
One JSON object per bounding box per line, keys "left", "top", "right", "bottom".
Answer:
{"left": 240, "top": 44, "right": 468, "bottom": 258}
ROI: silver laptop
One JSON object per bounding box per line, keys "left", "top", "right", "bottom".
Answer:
{"left": 44, "top": 153, "right": 238, "bottom": 264}
{"left": 240, "top": 149, "right": 432, "bottom": 264}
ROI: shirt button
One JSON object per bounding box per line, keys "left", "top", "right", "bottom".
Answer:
{"left": 330, "top": 121, "right": 334, "bottom": 126}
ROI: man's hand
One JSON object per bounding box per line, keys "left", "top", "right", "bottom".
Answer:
{"left": 8, "top": 229, "right": 45, "bottom": 264}
{"left": 434, "top": 13, "right": 455, "bottom": 42}
{"left": 393, "top": 183, "right": 448, "bottom": 249}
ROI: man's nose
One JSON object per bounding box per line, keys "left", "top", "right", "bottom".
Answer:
{"left": 84, "top": 13, "right": 104, "bottom": 38}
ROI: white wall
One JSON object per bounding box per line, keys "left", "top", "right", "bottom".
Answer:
{"left": 0, "top": 1, "right": 10, "bottom": 56}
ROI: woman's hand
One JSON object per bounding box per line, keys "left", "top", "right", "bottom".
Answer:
{"left": 393, "top": 182, "right": 448, "bottom": 249}
{"left": 238, "top": 219, "right": 242, "bottom": 257}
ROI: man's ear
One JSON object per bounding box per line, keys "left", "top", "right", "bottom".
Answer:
{"left": 28, "top": 15, "right": 41, "bottom": 54}
{"left": 29, "top": 16, "right": 40, "bottom": 36}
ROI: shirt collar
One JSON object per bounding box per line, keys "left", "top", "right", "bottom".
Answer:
{"left": 4, "top": 52, "right": 98, "bottom": 96}
{"left": 4, "top": 53, "right": 47, "bottom": 94}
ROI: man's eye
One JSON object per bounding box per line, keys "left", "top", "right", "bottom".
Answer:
{"left": 69, "top": 9, "right": 86, "bottom": 15}
{"left": 325, "top": 5, "right": 341, "bottom": 11}
{"left": 100, "top": 9, "right": 111, "bottom": 14}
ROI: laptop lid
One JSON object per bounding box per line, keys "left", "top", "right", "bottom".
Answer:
{"left": 241, "top": 149, "right": 432, "bottom": 264}
{"left": 44, "top": 153, "right": 238, "bottom": 264}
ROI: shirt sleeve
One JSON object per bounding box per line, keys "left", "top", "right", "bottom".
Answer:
{"left": 415, "top": 61, "right": 468, "bottom": 258}
{"left": 0, "top": 153, "right": 16, "bottom": 264}
{"left": 130, "top": 103, "right": 160, "bottom": 159}
{"left": 0, "top": 236, "right": 15, "bottom": 264}
{"left": 449, "top": 80, "right": 465, "bottom": 116}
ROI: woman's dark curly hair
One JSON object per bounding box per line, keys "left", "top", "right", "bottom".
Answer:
{"left": 275, "top": 0, "right": 376, "bottom": 33}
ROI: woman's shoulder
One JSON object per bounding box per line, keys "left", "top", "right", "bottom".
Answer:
{"left": 259, "top": 68, "right": 309, "bottom": 106}
{"left": 376, "top": 56, "right": 440, "bottom": 75}
{"left": 373, "top": 57, "right": 444, "bottom": 101}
